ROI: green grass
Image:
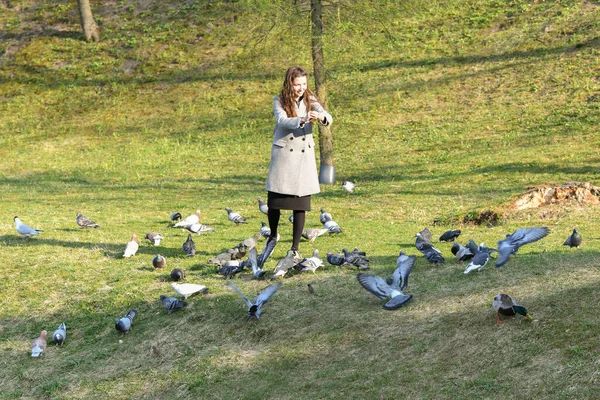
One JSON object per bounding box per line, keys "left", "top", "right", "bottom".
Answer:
{"left": 1, "top": 0, "right": 600, "bottom": 398}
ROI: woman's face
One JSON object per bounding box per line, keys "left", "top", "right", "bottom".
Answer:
{"left": 292, "top": 76, "right": 307, "bottom": 99}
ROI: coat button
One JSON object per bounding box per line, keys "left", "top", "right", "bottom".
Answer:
{"left": 290, "top": 136, "right": 294, "bottom": 140}
{"left": 302, "top": 137, "right": 306, "bottom": 141}
{"left": 301, "top": 149, "right": 305, "bottom": 153}
{"left": 290, "top": 149, "right": 293, "bottom": 152}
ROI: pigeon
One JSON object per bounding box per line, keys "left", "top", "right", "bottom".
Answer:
{"left": 123, "top": 234, "right": 139, "bottom": 258}
{"left": 52, "top": 322, "right": 67, "bottom": 346}
{"left": 258, "top": 199, "right": 269, "bottom": 215}
{"left": 288, "top": 213, "right": 294, "bottom": 224}
{"left": 493, "top": 293, "right": 532, "bottom": 323}
{"left": 115, "top": 309, "right": 136, "bottom": 334}
{"left": 170, "top": 283, "right": 208, "bottom": 299}
{"left": 495, "top": 227, "right": 549, "bottom": 267}
{"left": 323, "top": 216, "right": 342, "bottom": 234}
{"left": 225, "top": 207, "right": 247, "bottom": 225}
{"left": 246, "top": 247, "right": 265, "bottom": 279}
{"left": 257, "top": 236, "right": 278, "bottom": 269}
{"left": 343, "top": 248, "right": 369, "bottom": 270}
{"left": 218, "top": 260, "right": 245, "bottom": 279}
{"left": 170, "top": 268, "right": 185, "bottom": 281}
{"left": 271, "top": 250, "right": 296, "bottom": 280}
{"left": 439, "top": 229, "right": 461, "bottom": 242}
{"left": 186, "top": 223, "right": 215, "bottom": 234}
{"left": 294, "top": 249, "right": 324, "bottom": 273}
{"left": 326, "top": 252, "right": 346, "bottom": 266}
{"left": 465, "top": 239, "right": 479, "bottom": 255}
{"left": 227, "top": 244, "right": 247, "bottom": 260}
{"left": 208, "top": 251, "right": 234, "bottom": 267}
{"left": 31, "top": 330, "right": 47, "bottom": 357}
{"left": 421, "top": 244, "right": 445, "bottom": 265}
{"left": 342, "top": 180, "right": 355, "bottom": 193}
{"left": 160, "top": 295, "right": 188, "bottom": 314}
{"left": 14, "top": 216, "right": 42, "bottom": 238}
{"left": 182, "top": 234, "right": 196, "bottom": 257}
{"left": 563, "top": 228, "right": 582, "bottom": 249}
{"left": 76, "top": 213, "right": 99, "bottom": 229}
{"left": 152, "top": 254, "right": 166, "bottom": 269}
{"left": 452, "top": 241, "right": 474, "bottom": 263}
{"left": 145, "top": 232, "right": 164, "bottom": 246}
{"left": 417, "top": 227, "right": 433, "bottom": 243}
{"left": 240, "top": 233, "right": 262, "bottom": 252}
{"left": 259, "top": 221, "right": 271, "bottom": 238}
{"left": 173, "top": 210, "right": 201, "bottom": 228}
{"left": 302, "top": 228, "right": 329, "bottom": 242}
{"left": 463, "top": 244, "right": 496, "bottom": 274}
{"left": 319, "top": 208, "right": 332, "bottom": 224}
{"left": 307, "top": 283, "right": 315, "bottom": 294}
{"left": 170, "top": 212, "right": 182, "bottom": 222}
{"left": 356, "top": 254, "right": 416, "bottom": 310}
{"left": 227, "top": 281, "right": 282, "bottom": 320}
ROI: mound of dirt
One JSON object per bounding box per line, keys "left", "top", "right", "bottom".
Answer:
{"left": 513, "top": 182, "right": 600, "bottom": 210}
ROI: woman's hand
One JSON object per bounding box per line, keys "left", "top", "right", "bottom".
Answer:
{"left": 307, "top": 111, "right": 324, "bottom": 122}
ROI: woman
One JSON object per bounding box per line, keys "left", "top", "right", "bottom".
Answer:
{"left": 265, "top": 66, "right": 332, "bottom": 260}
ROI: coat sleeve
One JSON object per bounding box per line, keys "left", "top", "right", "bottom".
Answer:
{"left": 310, "top": 100, "right": 333, "bottom": 126}
{"left": 273, "top": 96, "right": 304, "bottom": 129}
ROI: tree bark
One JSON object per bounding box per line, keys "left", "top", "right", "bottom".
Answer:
{"left": 77, "top": 0, "right": 100, "bottom": 42}
{"left": 310, "top": 0, "right": 334, "bottom": 169}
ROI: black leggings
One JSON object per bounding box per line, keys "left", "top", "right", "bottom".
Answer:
{"left": 268, "top": 208, "right": 306, "bottom": 251}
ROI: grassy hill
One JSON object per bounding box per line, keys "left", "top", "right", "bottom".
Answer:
{"left": 1, "top": 0, "right": 600, "bottom": 398}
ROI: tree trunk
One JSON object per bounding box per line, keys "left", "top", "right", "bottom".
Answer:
{"left": 77, "top": 0, "right": 100, "bottom": 42}
{"left": 310, "top": 0, "right": 334, "bottom": 173}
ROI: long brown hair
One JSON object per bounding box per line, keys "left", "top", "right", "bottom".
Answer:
{"left": 279, "top": 66, "right": 317, "bottom": 117}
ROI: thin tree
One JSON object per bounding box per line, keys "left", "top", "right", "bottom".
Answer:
{"left": 77, "top": 0, "right": 100, "bottom": 42}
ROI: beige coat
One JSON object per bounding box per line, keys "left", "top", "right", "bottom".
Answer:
{"left": 266, "top": 95, "right": 332, "bottom": 197}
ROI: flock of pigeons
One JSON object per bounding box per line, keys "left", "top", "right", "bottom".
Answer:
{"left": 13, "top": 198, "right": 583, "bottom": 357}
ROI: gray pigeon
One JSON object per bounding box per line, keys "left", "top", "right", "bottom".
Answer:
{"left": 294, "top": 249, "right": 324, "bottom": 273}
{"left": 259, "top": 221, "right": 271, "bottom": 239}
{"left": 160, "top": 295, "right": 188, "bottom": 314}
{"left": 343, "top": 248, "right": 369, "bottom": 270}
{"left": 170, "top": 212, "right": 182, "bottom": 222}
{"left": 258, "top": 199, "right": 269, "bottom": 215}
{"left": 76, "top": 213, "right": 99, "bottom": 229}
{"left": 225, "top": 207, "right": 247, "bottom": 225}
{"left": 271, "top": 250, "right": 296, "bottom": 280}
{"left": 219, "top": 260, "right": 245, "bottom": 279}
{"left": 439, "top": 229, "right": 461, "bottom": 242}
{"left": 319, "top": 208, "right": 332, "bottom": 224}
{"left": 152, "top": 254, "right": 166, "bottom": 269}
{"left": 451, "top": 241, "right": 474, "bottom": 263}
{"left": 323, "top": 216, "right": 342, "bottom": 234}
{"left": 182, "top": 234, "right": 196, "bottom": 257}
{"left": 170, "top": 268, "right": 185, "bottom": 281}
{"left": 14, "top": 216, "right": 42, "bottom": 238}
{"left": 417, "top": 227, "right": 433, "bottom": 243}
{"left": 52, "top": 322, "right": 67, "bottom": 345}
{"left": 227, "top": 281, "right": 282, "bottom": 320}
{"left": 356, "top": 254, "right": 416, "bottom": 310}
{"left": 326, "top": 252, "right": 346, "bottom": 266}
{"left": 302, "top": 228, "right": 329, "bottom": 242}
{"left": 495, "top": 227, "right": 549, "bottom": 267}
{"left": 208, "top": 251, "right": 234, "bottom": 267}
{"left": 466, "top": 239, "right": 479, "bottom": 255}
{"left": 463, "top": 244, "right": 496, "bottom": 274}
{"left": 563, "top": 228, "right": 582, "bottom": 249}
{"left": 288, "top": 213, "right": 294, "bottom": 224}
{"left": 240, "top": 232, "right": 262, "bottom": 251}
{"left": 186, "top": 223, "right": 215, "bottom": 234}
{"left": 115, "top": 309, "right": 136, "bottom": 334}
{"left": 145, "top": 232, "right": 164, "bottom": 246}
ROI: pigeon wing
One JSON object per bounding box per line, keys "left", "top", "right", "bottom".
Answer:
{"left": 227, "top": 281, "right": 253, "bottom": 307}
{"left": 356, "top": 274, "right": 392, "bottom": 300}
{"left": 383, "top": 294, "right": 413, "bottom": 310}
{"left": 512, "top": 227, "right": 549, "bottom": 247}
{"left": 396, "top": 255, "right": 416, "bottom": 291}
{"left": 255, "top": 281, "right": 282, "bottom": 307}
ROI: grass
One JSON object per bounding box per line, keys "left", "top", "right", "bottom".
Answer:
{"left": 1, "top": 0, "right": 600, "bottom": 398}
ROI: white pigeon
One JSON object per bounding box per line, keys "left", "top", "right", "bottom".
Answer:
{"left": 295, "top": 249, "right": 324, "bottom": 273}
{"left": 14, "top": 216, "right": 42, "bottom": 238}
{"left": 342, "top": 180, "right": 355, "bottom": 193}
{"left": 144, "top": 232, "right": 164, "bottom": 246}
{"left": 170, "top": 283, "right": 208, "bottom": 299}
{"left": 123, "top": 234, "right": 139, "bottom": 258}
{"left": 186, "top": 223, "right": 215, "bottom": 234}
{"left": 302, "top": 228, "right": 329, "bottom": 242}
{"left": 173, "top": 210, "right": 201, "bottom": 228}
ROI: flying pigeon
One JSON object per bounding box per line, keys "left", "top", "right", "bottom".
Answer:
{"left": 170, "top": 212, "right": 182, "bottom": 222}
{"left": 258, "top": 199, "right": 269, "bottom": 215}
{"left": 495, "top": 227, "right": 549, "bottom": 267}
{"left": 439, "top": 229, "right": 461, "bottom": 242}
{"left": 319, "top": 208, "right": 332, "bottom": 224}
{"left": 170, "top": 268, "right": 185, "bottom": 281}
{"left": 342, "top": 180, "right": 355, "bottom": 193}
{"left": 294, "top": 249, "right": 324, "bottom": 273}
{"left": 225, "top": 207, "right": 247, "bottom": 225}
{"left": 302, "top": 228, "right": 329, "bottom": 242}
{"left": 186, "top": 223, "right": 215, "bottom": 234}
{"left": 493, "top": 293, "right": 532, "bottom": 323}
{"left": 257, "top": 236, "right": 278, "bottom": 269}
{"left": 326, "top": 252, "right": 346, "bottom": 266}
{"left": 160, "top": 295, "right": 188, "bottom": 314}
{"left": 323, "top": 216, "right": 342, "bottom": 234}
{"left": 152, "top": 254, "right": 166, "bottom": 269}
{"left": 356, "top": 254, "right": 416, "bottom": 310}
{"left": 451, "top": 241, "right": 474, "bottom": 263}
{"left": 52, "top": 322, "right": 67, "bottom": 346}
{"left": 123, "top": 234, "right": 139, "bottom": 258}
{"left": 343, "top": 248, "right": 369, "bottom": 270}
{"left": 563, "top": 228, "right": 582, "bottom": 249}
{"left": 170, "top": 283, "right": 208, "bottom": 299}
{"left": 227, "top": 281, "right": 282, "bottom": 320}
{"left": 463, "top": 244, "right": 496, "bottom": 274}
{"left": 246, "top": 247, "right": 265, "bottom": 279}
{"left": 173, "top": 210, "right": 201, "bottom": 228}
{"left": 115, "top": 309, "right": 136, "bottom": 334}
{"left": 76, "top": 213, "right": 99, "bottom": 229}
{"left": 31, "top": 330, "right": 47, "bottom": 357}
{"left": 218, "top": 260, "right": 245, "bottom": 279}
{"left": 14, "top": 216, "right": 42, "bottom": 238}
{"left": 271, "top": 250, "right": 296, "bottom": 280}
{"left": 145, "top": 232, "right": 164, "bottom": 246}
{"left": 182, "top": 234, "right": 196, "bottom": 257}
